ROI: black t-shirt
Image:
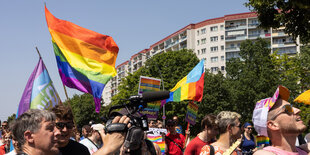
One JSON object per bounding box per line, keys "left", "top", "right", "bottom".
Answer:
{"left": 59, "top": 139, "right": 90, "bottom": 155}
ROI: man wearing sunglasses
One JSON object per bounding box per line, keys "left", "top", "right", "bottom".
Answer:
{"left": 253, "top": 86, "right": 308, "bottom": 155}
{"left": 51, "top": 104, "right": 90, "bottom": 155}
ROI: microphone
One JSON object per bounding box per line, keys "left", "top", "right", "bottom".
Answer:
{"left": 141, "top": 91, "right": 170, "bottom": 103}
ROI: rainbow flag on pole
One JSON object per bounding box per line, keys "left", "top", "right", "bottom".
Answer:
{"left": 166, "top": 59, "right": 205, "bottom": 102}
{"left": 45, "top": 6, "right": 118, "bottom": 112}
{"left": 17, "top": 58, "right": 61, "bottom": 117}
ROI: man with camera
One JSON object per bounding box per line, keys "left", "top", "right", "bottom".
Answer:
{"left": 51, "top": 104, "right": 90, "bottom": 155}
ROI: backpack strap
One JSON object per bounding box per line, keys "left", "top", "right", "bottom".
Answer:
{"left": 209, "top": 145, "right": 215, "bottom": 155}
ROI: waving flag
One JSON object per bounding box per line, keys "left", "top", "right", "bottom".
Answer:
{"left": 294, "top": 89, "right": 310, "bottom": 105}
{"left": 166, "top": 59, "right": 205, "bottom": 102}
{"left": 45, "top": 6, "right": 118, "bottom": 112}
{"left": 17, "top": 58, "right": 61, "bottom": 117}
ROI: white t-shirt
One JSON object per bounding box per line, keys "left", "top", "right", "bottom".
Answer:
{"left": 80, "top": 138, "right": 99, "bottom": 154}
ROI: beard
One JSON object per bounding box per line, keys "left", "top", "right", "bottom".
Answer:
{"left": 280, "top": 120, "right": 306, "bottom": 135}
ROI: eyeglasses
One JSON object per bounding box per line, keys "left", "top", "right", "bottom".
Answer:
{"left": 270, "top": 104, "right": 294, "bottom": 120}
{"left": 56, "top": 122, "right": 74, "bottom": 130}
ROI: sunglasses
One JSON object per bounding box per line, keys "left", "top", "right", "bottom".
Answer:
{"left": 270, "top": 104, "right": 294, "bottom": 120}
{"left": 56, "top": 122, "right": 74, "bottom": 130}
{"left": 246, "top": 127, "right": 253, "bottom": 130}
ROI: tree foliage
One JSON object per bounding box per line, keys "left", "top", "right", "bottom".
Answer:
{"left": 246, "top": 0, "right": 310, "bottom": 44}
{"left": 7, "top": 113, "right": 16, "bottom": 124}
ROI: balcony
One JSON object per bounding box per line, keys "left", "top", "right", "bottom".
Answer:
{"left": 272, "top": 31, "right": 287, "bottom": 37}
{"left": 248, "top": 23, "right": 259, "bottom": 29}
{"left": 225, "top": 35, "right": 247, "bottom": 42}
{"left": 225, "top": 47, "right": 240, "bottom": 52}
{"left": 225, "top": 24, "right": 247, "bottom": 31}
{"left": 248, "top": 33, "right": 260, "bottom": 38}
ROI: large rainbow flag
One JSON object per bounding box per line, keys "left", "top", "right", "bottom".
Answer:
{"left": 45, "top": 6, "right": 118, "bottom": 112}
{"left": 166, "top": 59, "right": 205, "bottom": 102}
{"left": 17, "top": 58, "right": 61, "bottom": 117}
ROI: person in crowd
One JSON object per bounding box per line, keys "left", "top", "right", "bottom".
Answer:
{"left": 148, "top": 120, "right": 157, "bottom": 128}
{"left": 93, "top": 115, "right": 131, "bottom": 155}
{"left": 240, "top": 122, "right": 257, "bottom": 155}
{"left": 0, "top": 121, "right": 8, "bottom": 144}
{"left": 0, "top": 132, "right": 10, "bottom": 154}
{"left": 51, "top": 104, "right": 90, "bottom": 155}
{"left": 253, "top": 86, "right": 308, "bottom": 155}
{"left": 185, "top": 114, "right": 218, "bottom": 155}
{"left": 165, "top": 119, "right": 185, "bottom": 155}
{"left": 80, "top": 124, "right": 104, "bottom": 154}
{"left": 200, "top": 111, "right": 242, "bottom": 155}
{"left": 10, "top": 109, "right": 59, "bottom": 155}
{"left": 173, "top": 116, "right": 183, "bottom": 134}
{"left": 81, "top": 125, "right": 92, "bottom": 141}
{"left": 157, "top": 120, "right": 163, "bottom": 128}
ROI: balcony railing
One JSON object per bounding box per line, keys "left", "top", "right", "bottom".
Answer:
{"left": 225, "top": 47, "right": 240, "bottom": 52}
{"left": 225, "top": 35, "right": 246, "bottom": 41}
{"left": 225, "top": 24, "right": 247, "bottom": 31}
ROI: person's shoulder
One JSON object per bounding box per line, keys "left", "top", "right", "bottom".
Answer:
{"left": 69, "top": 139, "right": 90, "bottom": 152}
{"left": 253, "top": 149, "right": 276, "bottom": 155}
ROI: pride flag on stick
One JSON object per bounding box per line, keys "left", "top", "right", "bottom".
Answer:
{"left": 166, "top": 59, "right": 205, "bottom": 103}
{"left": 18, "top": 57, "right": 61, "bottom": 116}
{"left": 45, "top": 6, "right": 118, "bottom": 112}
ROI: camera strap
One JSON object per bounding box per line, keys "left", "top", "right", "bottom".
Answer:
{"left": 165, "top": 136, "right": 184, "bottom": 152}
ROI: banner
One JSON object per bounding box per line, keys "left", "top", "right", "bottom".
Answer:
{"left": 138, "top": 76, "right": 161, "bottom": 119}
{"left": 185, "top": 101, "right": 198, "bottom": 125}
{"left": 147, "top": 128, "right": 167, "bottom": 155}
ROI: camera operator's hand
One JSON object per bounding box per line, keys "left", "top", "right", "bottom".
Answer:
{"left": 93, "top": 116, "right": 131, "bottom": 155}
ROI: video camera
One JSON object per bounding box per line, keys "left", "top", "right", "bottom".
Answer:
{"left": 105, "top": 91, "right": 170, "bottom": 153}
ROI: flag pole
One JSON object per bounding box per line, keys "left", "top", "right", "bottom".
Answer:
{"left": 35, "top": 47, "right": 78, "bottom": 134}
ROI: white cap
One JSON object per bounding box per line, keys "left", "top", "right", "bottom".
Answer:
{"left": 91, "top": 124, "right": 105, "bottom": 131}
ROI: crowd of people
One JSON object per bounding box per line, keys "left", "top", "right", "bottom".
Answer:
{"left": 0, "top": 86, "right": 310, "bottom": 155}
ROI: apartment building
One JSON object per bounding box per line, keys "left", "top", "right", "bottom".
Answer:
{"left": 101, "top": 11, "right": 300, "bottom": 105}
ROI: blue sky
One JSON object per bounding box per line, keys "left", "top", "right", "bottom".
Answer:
{"left": 0, "top": 0, "right": 249, "bottom": 121}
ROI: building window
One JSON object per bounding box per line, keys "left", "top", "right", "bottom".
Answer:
{"left": 210, "top": 26, "right": 218, "bottom": 32}
{"left": 201, "top": 28, "right": 206, "bottom": 34}
{"left": 221, "top": 66, "right": 225, "bottom": 71}
{"left": 211, "top": 67, "right": 219, "bottom": 73}
{"left": 221, "top": 56, "right": 224, "bottom": 61}
{"left": 210, "top": 46, "right": 218, "bottom": 52}
{"left": 210, "top": 36, "right": 218, "bottom": 42}
{"left": 197, "top": 40, "right": 200, "bottom": 45}
{"left": 202, "top": 48, "right": 206, "bottom": 54}
{"left": 197, "top": 30, "right": 199, "bottom": 36}
{"left": 221, "top": 35, "right": 224, "bottom": 40}
{"left": 201, "top": 38, "right": 206, "bottom": 44}
{"left": 211, "top": 56, "right": 218, "bottom": 63}
{"left": 197, "top": 50, "right": 200, "bottom": 55}
{"left": 221, "top": 45, "right": 224, "bottom": 51}
{"left": 220, "top": 25, "right": 224, "bottom": 30}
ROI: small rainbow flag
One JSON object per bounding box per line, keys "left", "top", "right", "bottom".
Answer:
{"left": 147, "top": 135, "right": 165, "bottom": 154}
{"left": 45, "top": 6, "right": 118, "bottom": 112}
{"left": 256, "top": 135, "right": 270, "bottom": 147}
{"left": 166, "top": 59, "right": 205, "bottom": 102}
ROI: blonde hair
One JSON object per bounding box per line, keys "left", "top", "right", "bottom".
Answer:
{"left": 216, "top": 111, "right": 241, "bottom": 134}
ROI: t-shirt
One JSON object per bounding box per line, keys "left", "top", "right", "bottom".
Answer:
{"left": 199, "top": 145, "right": 239, "bottom": 155}
{"left": 241, "top": 134, "right": 256, "bottom": 153}
{"left": 59, "top": 139, "right": 90, "bottom": 155}
{"left": 263, "top": 146, "right": 308, "bottom": 155}
{"left": 185, "top": 136, "right": 211, "bottom": 155}
{"left": 166, "top": 133, "right": 185, "bottom": 155}
{"left": 80, "top": 138, "right": 99, "bottom": 154}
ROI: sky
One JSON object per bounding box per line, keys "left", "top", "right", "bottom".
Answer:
{"left": 0, "top": 0, "right": 250, "bottom": 121}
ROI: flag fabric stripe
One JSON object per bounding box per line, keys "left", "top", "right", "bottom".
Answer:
{"left": 18, "top": 58, "right": 61, "bottom": 116}
{"left": 46, "top": 6, "right": 118, "bottom": 112}
{"left": 45, "top": 7, "right": 118, "bottom": 54}
{"left": 50, "top": 29, "right": 116, "bottom": 66}
{"left": 141, "top": 78, "right": 161, "bottom": 85}
{"left": 53, "top": 40, "right": 116, "bottom": 77}
{"left": 166, "top": 59, "right": 205, "bottom": 102}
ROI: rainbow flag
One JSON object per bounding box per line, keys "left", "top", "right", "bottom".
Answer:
{"left": 256, "top": 135, "right": 270, "bottom": 147}
{"left": 147, "top": 135, "right": 165, "bottom": 154}
{"left": 17, "top": 58, "right": 61, "bottom": 117}
{"left": 185, "top": 101, "right": 199, "bottom": 125}
{"left": 166, "top": 59, "right": 205, "bottom": 102}
{"left": 45, "top": 6, "right": 118, "bottom": 112}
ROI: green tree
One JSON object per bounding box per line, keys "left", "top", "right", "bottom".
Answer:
{"left": 226, "top": 38, "right": 279, "bottom": 122}
{"left": 63, "top": 94, "right": 109, "bottom": 129}
{"left": 246, "top": 0, "right": 310, "bottom": 44}
{"left": 7, "top": 113, "right": 16, "bottom": 124}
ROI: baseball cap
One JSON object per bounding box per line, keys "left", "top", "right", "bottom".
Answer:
{"left": 91, "top": 124, "right": 105, "bottom": 131}
{"left": 252, "top": 85, "right": 290, "bottom": 137}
